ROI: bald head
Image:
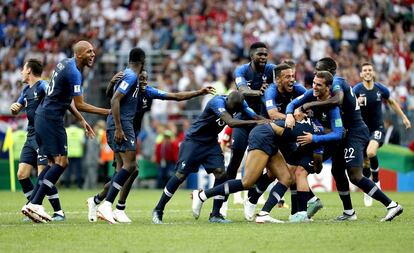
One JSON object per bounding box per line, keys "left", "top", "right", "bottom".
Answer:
{"left": 226, "top": 91, "right": 244, "bottom": 113}
{"left": 73, "top": 41, "right": 93, "bottom": 56}
{"left": 73, "top": 40, "right": 95, "bottom": 68}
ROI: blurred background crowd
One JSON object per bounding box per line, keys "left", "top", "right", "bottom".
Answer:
{"left": 1, "top": 0, "right": 414, "bottom": 188}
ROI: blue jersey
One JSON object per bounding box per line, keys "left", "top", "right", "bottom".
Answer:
{"left": 331, "top": 75, "right": 366, "bottom": 129}
{"left": 353, "top": 82, "right": 390, "bottom": 132}
{"left": 16, "top": 80, "right": 48, "bottom": 136}
{"left": 234, "top": 63, "right": 275, "bottom": 115}
{"left": 263, "top": 83, "right": 307, "bottom": 114}
{"left": 133, "top": 85, "right": 168, "bottom": 133}
{"left": 36, "top": 58, "right": 83, "bottom": 121}
{"left": 107, "top": 68, "right": 139, "bottom": 129}
{"left": 185, "top": 95, "right": 257, "bottom": 143}
{"left": 286, "top": 89, "right": 344, "bottom": 144}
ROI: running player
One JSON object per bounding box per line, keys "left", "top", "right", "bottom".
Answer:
{"left": 23, "top": 41, "right": 110, "bottom": 223}
{"left": 11, "top": 59, "right": 64, "bottom": 221}
{"left": 152, "top": 91, "right": 268, "bottom": 224}
{"left": 353, "top": 62, "right": 411, "bottom": 206}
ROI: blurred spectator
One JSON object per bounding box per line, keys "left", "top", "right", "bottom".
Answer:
{"left": 384, "top": 117, "right": 401, "bottom": 145}
{"left": 64, "top": 122, "right": 85, "bottom": 189}
{"left": 83, "top": 121, "right": 102, "bottom": 189}
{"left": 154, "top": 130, "right": 178, "bottom": 188}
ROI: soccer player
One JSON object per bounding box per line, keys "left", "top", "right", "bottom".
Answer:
{"left": 10, "top": 59, "right": 64, "bottom": 221}
{"left": 353, "top": 62, "right": 411, "bottom": 206}
{"left": 211, "top": 42, "right": 273, "bottom": 220}
{"left": 94, "top": 48, "right": 146, "bottom": 224}
{"left": 286, "top": 57, "right": 403, "bottom": 222}
{"left": 191, "top": 113, "right": 331, "bottom": 223}
{"left": 152, "top": 91, "right": 268, "bottom": 224}
{"left": 87, "top": 70, "right": 216, "bottom": 223}
{"left": 23, "top": 41, "right": 110, "bottom": 223}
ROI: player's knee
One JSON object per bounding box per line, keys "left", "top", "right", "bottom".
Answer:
{"left": 366, "top": 150, "right": 376, "bottom": 158}
{"left": 126, "top": 164, "right": 137, "bottom": 173}
{"left": 347, "top": 168, "right": 363, "bottom": 184}
{"left": 213, "top": 169, "right": 226, "bottom": 180}
{"left": 17, "top": 168, "right": 30, "bottom": 180}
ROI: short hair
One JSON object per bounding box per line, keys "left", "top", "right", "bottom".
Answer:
{"left": 361, "top": 62, "right": 373, "bottom": 69}
{"left": 249, "top": 42, "right": 267, "bottom": 56}
{"left": 315, "top": 71, "right": 333, "bottom": 86}
{"left": 317, "top": 57, "right": 337, "bottom": 74}
{"left": 273, "top": 63, "right": 292, "bottom": 78}
{"left": 26, "top": 59, "right": 43, "bottom": 77}
{"left": 282, "top": 59, "right": 296, "bottom": 68}
{"left": 129, "top": 48, "right": 146, "bottom": 64}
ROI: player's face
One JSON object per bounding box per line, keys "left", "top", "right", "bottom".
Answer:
{"left": 312, "top": 76, "right": 329, "bottom": 99}
{"left": 21, "top": 63, "right": 30, "bottom": 83}
{"left": 252, "top": 48, "right": 268, "bottom": 68}
{"left": 80, "top": 45, "right": 96, "bottom": 68}
{"left": 360, "top": 65, "right": 375, "bottom": 82}
{"left": 139, "top": 71, "right": 148, "bottom": 89}
{"left": 278, "top": 68, "right": 295, "bottom": 93}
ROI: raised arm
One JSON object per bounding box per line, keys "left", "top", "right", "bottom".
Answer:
{"left": 387, "top": 98, "right": 411, "bottom": 129}
{"left": 234, "top": 66, "right": 266, "bottom": 97}
{"left": 164, "top": 86, "right": 216, "bottom": 101}
{"left": 219, "top": 111, "right": 265, "bottom": 128}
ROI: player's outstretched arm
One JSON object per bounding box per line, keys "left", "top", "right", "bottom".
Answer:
{"left": 387, "top": 98, "right": 411, "bottom": 129}
{"left": 165, "top": 86, "right": 216, "bottom": 101}
{"left": 302, "top": 89, "right": 343, "bottom": 111}
{"left": 69, "top": 101, "right": 95, "bottom": 138}
{"left": 73, "top": 95, "right": 110, "bottom": 116}
{"left": 220, "top": 112, "right": 268, "bottom": 128}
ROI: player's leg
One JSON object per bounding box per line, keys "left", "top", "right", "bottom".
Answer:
{"left": 256, "top": 151, "right": 292, "bottom": 223}
{"left": 97, "top": 150, "right": 135, "bottom": 224}
{"left": 244, "top": 171, "right": 275, "bottom": 221}
{"left": 114, "top": 168, "right": 139, "bottom": 223}
{"left": 17, "top": 163, "right": 34, "bottom": 201}
{"left": 290, "top": 166, "right": 312, "bottom": 222}
{"left": 194, "top": 150, "right": 269, "bottom": 219}
{"left": 366, "top": 138, "right": 380, "bottom": 183}
{"left": 208, "top": 168, "right": 230, "bottom": 223}
{"left": 211, "top": 127, "right": 249, "bottom": 215}
{"left": 152, "top": 140, "right": 198, "bottom": 224}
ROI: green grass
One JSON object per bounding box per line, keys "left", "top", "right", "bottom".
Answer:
{"left": 0, "top": 190, "right": 413, "bottom": 253}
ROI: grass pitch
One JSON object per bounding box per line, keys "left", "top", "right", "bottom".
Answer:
{"left": 0, "top": 189, "right": 413, "bottom": 253}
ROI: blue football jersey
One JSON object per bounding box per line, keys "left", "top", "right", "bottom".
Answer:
{"left": 263, "top": 83, "right": 307, "bottom": 114}
{"left": 185, "top": 95, "right": 257, "bottom": 143}
{"left": 16, "top": 80, "right": 48, "bottom": 136}
{"left": 353, "top": 82, "right": 390, "bottom": 131}
{"left": 36, "top": 58, "right": 83, "bottom": 121}
{"left": 234, "top": 63, "right": 275, "bottom": 115}
{"left": 107, "top": 68, "right": 139, "bottom": 129}
{"left": 331, "top": 75, "right": 366, "bottom": 129}
{"left": 133, "top": 85, "right": 168, "bottom": 133}
{"left": 286, "top": 89, "right": 344, "bottom": 144}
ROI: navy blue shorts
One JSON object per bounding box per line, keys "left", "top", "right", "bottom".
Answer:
{"left": 35, "top": 114, "right": 67, "bottom": 157}
{"left": 20, "top": 135, "right": 47, "bottom": 167}
{"left": 107, "top": 121, "right": 136, "bottom": 153}
{"left": 247, "top": 124, "right": 279, "bottom": 156}
{"left": 289, "top": 148, "right": 315, "bottom": 174}
{"left": 280, "top": 142, "right": 298, "bottom": 165}
{"left": 335, "top": 126, "right": 369, "bottom": 168}
{"left": 368, "top": 127, "right": 385, "bottom": 147}
{"left": 176, "top": 139, "right": 224, "bottom": 174}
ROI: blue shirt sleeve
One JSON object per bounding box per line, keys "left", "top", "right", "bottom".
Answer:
{"left": 294, "top": 84, "right": 307, "bottom": 95}
{"left": 264, "top": 83, "right": 277, "bottom": 110}
{"left": 352, "top": 83, "right": 362, "bottom": 96}
{"left": 38, "top": 81, "right": 48, "bottom": 96}
{"left": 234, "top": 65, "right": 248, "bottom": 88}
{"left": 242, "top": 100, "right": 257, "bottom": 118}
{"left": 312, "top": 106, "right": 344, "bottom": 143}
{"left": 377, "top": 83, "right": 390, "bottom": 100}
{"left": 16, "top": 88, "right": 26, "bottom": 105}
{"left": 331, "top": 76, "right": 344, "bottom": 93}
{"left": 210, "top": 96, "right": 227, "bottom": 117}
{"left": 68, "top": 64, "right": 83, "bottom": 96}
{"left": 286, "top": 89, "right": 314, "bottom": 114}
{"left": 145, "top": 86, "right": 168, "bottom": 100}
{"left": 116, "top": 72, "right": 136, "bottom": 95}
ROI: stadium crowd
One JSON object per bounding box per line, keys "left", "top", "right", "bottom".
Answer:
{"left": 1, "top": 0, "right": 414, "bottom": 187}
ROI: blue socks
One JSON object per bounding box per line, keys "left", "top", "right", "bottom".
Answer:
{"left": 155, "top": 175, "right": 185, "bottom": 211}
{"left": 261, "top": 182, "right": 288, "bottom": 213}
